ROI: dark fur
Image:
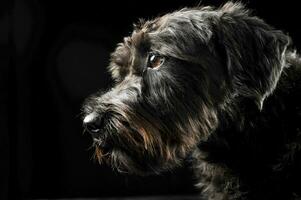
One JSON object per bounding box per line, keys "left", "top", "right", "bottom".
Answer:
{"left": 82, "top": 2, "right": 301, "bottom": 199}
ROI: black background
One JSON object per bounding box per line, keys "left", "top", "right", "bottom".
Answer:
{"left": 2, "top": 0, "right": 300, "bottom": 199}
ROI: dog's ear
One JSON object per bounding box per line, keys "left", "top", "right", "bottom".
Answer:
{"left": 215, "top": 2, "right": 291, "bottom": 109}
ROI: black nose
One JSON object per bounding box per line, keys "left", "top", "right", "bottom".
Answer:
{"left": 86, "top": 121, "right": 100, "bottom": 135}
{"left": 84, "top": 116, "right": 104, "bottom": 136}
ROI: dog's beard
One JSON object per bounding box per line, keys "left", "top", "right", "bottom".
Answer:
{"left": 84, "top": 92, "right": 219, "bottom": 175}
{"left": 92, "top": 141, "right": 168, "bottom": 175}
{"left": 93, "top": 145, "right": 134, "bottom": 174}
{"left": 88, "top": 114, "right": 188, "bottom": 175}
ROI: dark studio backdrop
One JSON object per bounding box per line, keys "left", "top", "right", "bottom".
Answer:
{"left": 2, "top": 0, "right": 301, "bottom": 199}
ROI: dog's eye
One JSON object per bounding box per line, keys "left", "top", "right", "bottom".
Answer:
{"left": 147, "top": 53, "right": 164, "bottom": 69}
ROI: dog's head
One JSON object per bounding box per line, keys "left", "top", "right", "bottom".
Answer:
{"left": 82, "top": 2, "right": 290, "bottom": 175}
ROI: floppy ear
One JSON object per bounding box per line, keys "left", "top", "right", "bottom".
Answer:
{"left": 215, "top": 2, "right": 291, "bottom": 109}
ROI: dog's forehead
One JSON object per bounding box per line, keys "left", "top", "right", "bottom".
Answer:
{"left": 129, "top": 17, "right": 165, "bottom": 48}
{"left": 127, "top": 10, "right": 214, "bottom": 63}
{"left": 131, "top": 11, "right": 197, "bottom": 46}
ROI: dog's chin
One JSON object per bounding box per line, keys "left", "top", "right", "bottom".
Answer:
{"left": 93, "top": 143, "right": 178, "bottom": 176}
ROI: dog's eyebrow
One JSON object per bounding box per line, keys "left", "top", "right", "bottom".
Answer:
{"left": 130, "top": 31, "right": 145, "bottom": 47}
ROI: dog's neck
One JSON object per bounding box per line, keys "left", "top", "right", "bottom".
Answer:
{"left": 196, "top": 51, "right": 301, "bottom": 166}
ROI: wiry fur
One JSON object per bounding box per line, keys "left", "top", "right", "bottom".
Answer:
{"left": 82, "top": 2, "right": 301, "bottom": 199}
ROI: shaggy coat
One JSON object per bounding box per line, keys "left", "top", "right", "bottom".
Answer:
{"left": 82, "top": 2, "right": 301, "bottom": 199}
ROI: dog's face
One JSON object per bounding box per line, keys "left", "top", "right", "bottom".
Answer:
{"left": 82, "top": 2, "right": 289, "bottom": 175}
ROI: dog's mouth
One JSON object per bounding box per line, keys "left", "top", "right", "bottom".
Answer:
{"left": 92, "top": 137, "right": 112, "bottom": 163}
{"left": 90, "top": 126, "right": 115, "bottom": 163}
{"left": 92, "top": 127, "right": 113, "bottom": 148}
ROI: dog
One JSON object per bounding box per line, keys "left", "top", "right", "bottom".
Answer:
{"left": 82, "top": 2, "right": 301, "bottom": 199}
